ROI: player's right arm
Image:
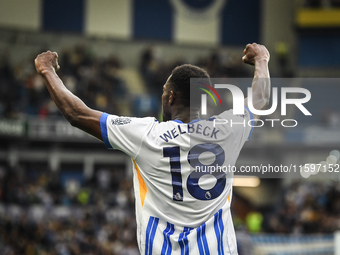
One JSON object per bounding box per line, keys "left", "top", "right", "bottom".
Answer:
{"left": 242, "top": 43, "right": 271, "bottom": 122}
{"left": 34, "top": 51, "right": 103, "bottom": 141}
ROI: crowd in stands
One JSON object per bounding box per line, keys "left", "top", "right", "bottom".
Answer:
{"left": 264, "top": 181, "right": 340, "bottom": 234}
{"left": 0, "top": 163, "right": 138, "bottom": 255}
{"left": 0, "top": 43, "right": 251, "bottom": 120}
{"left": 1, "top": 161, "right": 339, "bottom": 254}
{"left": 0, "top": 44, "right": 127, "bottom": 120}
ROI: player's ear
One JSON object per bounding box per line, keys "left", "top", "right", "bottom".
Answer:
{"left": 169, "top": 91, "right": 175, "bottom": 105}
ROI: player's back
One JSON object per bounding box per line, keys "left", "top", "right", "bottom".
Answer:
{"left": 130, "top": 111, "right": 252, "bottom": 254}
{"left": 100, "top": 109, "right": 252, "bottom": 254}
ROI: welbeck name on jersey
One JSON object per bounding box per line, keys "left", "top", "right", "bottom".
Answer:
{"left": 159, "top": 123, "right": 220, "bottom": 142}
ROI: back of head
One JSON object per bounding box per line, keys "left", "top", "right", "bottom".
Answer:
{"left": 168, "top": 64, "right": 210, "bottom": 107}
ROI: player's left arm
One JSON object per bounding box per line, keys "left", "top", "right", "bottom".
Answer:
{"left": 34, "top": 51, "right": 103, "bottom": 141}
{"left": 242, "top": 43, "right": 271, "bottom": 123}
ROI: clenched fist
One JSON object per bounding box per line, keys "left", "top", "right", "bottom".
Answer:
{"left": 242, "top": 43, "right": 270, "bottom": 66}
{"left": 34, "top": 51, "right": 60, "bottom": 75}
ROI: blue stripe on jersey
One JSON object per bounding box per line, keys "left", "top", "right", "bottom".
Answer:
{"left": 245, "top": 106, "right": 254, "bottom": 139}
{"left": 179, "top": 227, "right": 193, "bottom": 255}
{"left": 214, "top": 209, "right": 224, "bottom": 255}
{"left": 161, "top": 222, "right": 175, "bottom": 255}
{"left": 145, "top": 217, "right": 159, "bottom": 255}
{"left": 201, "top": 224, "right": 210, "bottom": 255}
{"left": 100, "top": 113, "right": 113, "bottom": 149}
{"left": 197, "top": 227, "right": 204, "bottom": 255}
{"left": 196, "top": 223, "right": 210, "bottom": 255}
{"left": 218, "top": 210, "right": 225, "bottom": 254}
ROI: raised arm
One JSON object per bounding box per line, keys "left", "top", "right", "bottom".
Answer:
{"left": 242, "top": 43, "right": 270, "bottom": 121}
{"left": 34, "top": 51, "right": 103, "bottom": 141}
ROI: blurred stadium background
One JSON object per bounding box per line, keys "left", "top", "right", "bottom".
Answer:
{"left": 0, "top": 0, "right": 339, "bottom": 254}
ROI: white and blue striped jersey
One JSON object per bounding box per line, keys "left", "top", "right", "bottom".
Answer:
{"left": 100, "top": 108, "right": 254, "bottom": 255}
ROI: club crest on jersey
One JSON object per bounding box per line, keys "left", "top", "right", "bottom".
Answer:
{"left": 205, "top": 191, "right": 212, "bottom": 199}
{"left": 111, "top": 117, "right": 132, "bottom": 126}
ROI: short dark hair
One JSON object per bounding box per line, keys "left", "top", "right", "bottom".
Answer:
{"left": 168, "top": 64, "right": 210, "bottom": 107}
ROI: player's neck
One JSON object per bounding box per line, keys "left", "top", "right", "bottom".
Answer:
{"left": 172, "top": 107, "right": 199, "bottom": 123}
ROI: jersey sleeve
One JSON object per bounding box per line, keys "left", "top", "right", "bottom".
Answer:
{"left": 100, "top": 113, "right": 157, "bottom": 158}
{"left": 216, "top": 106, "right": 254, "bottom": 142}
